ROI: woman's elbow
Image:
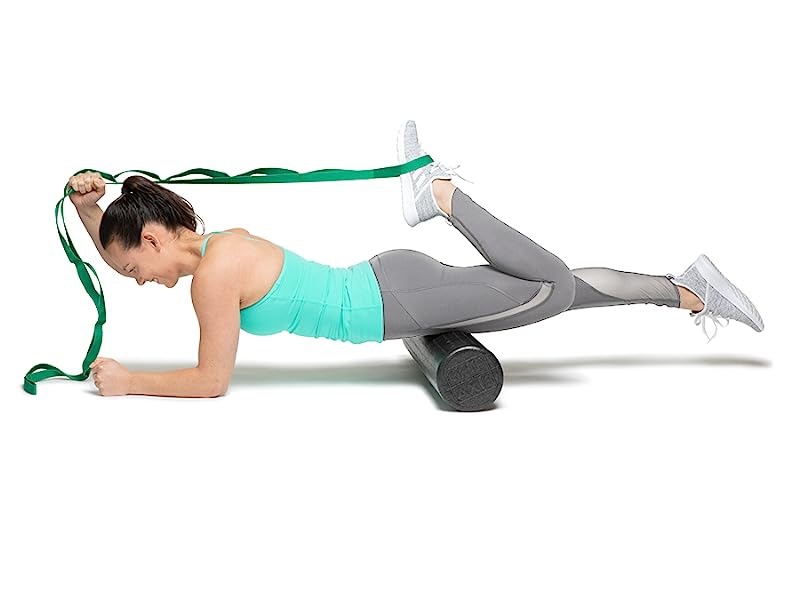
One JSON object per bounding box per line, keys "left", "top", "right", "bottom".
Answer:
{"left": 207, "top": 377, "right": 230, "bottom": 397}
{"left": 197, "top": 366, "right": 231, "bottom": 397}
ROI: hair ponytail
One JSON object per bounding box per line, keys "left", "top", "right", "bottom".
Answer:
{"left": 99, "top": 176, "right": 205, "bottom": 250}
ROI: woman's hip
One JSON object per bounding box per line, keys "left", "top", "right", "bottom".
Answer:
{"left": 368, "top": 249, "right": 572, "bottom": 339}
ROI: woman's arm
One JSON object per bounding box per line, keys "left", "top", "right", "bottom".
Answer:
{"left": 188, "top": 256, "right": 242, "bottom": 395}
{"left": 90, "top": 232, "right": 243, "bottom": 398}
{"left": 68, "top": 171, "right": 132, "bottom": 277}
{"left": 124, "top": 256, "right": 242, "bottom": 397}
{"left": 108, "top": 259, "right": 241, "bottom": 398}
{"left": 128, "top": 366, "right": 223, "bottom": 397}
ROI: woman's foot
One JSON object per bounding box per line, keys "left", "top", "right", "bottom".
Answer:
{"left": 397, "top": 119, "right": 471, "bottom": 227}
{"left": 667, "top": 254, "right": 765, "bottom": 343}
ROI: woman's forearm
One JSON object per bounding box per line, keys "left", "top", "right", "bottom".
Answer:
{"left": 72, "top": 203, "right": 127, "bottom": 276}
{"left": 129, "top": 367, "right": 222, "bottom": 398}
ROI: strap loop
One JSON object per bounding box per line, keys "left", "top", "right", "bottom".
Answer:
{"left": 24, "top": 155, "right": 434, "bottom": 394}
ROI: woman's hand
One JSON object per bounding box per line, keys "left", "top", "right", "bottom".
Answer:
{"left": 89, "top": 357, "right": 132, "bottom": 396}
{"left": 69, "top": 171, "right": 105, "bottom": 209}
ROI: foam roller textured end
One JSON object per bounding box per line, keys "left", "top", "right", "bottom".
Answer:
{"left": 403, "top": 330, "right": 503, "bottom": 411}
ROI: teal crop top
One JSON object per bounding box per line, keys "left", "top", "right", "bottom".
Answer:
{"left": 200, "top": 231, "right": 384, "bottom": 344}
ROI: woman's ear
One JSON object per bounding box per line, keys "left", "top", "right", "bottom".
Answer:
{"left": 141, "top": 229, "right": 163, "bottom": 251}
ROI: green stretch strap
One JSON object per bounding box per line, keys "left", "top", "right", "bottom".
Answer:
{"left": 23, "top": 154, "right": 434, "bottom": 395}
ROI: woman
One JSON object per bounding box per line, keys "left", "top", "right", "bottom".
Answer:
{"left": 74, "top": 120, "right": 764, "bottom": 398}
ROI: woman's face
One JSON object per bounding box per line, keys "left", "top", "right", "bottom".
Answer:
{"left": 107, "top": 226, "right": 181, "bottom": 288}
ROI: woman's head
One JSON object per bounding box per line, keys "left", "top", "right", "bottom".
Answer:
{"left": 100, "top": 176, "right": 206, "bottom": 287}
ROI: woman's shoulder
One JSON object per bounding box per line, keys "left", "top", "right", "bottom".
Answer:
{"left": 224, "top": 227, "right": 251, "bottom": 235}
{"left": 205, "top": 227, "right": 252, "bottom": 244}
{"left": 201, "top": 227, "right": 280, "bottom": 262}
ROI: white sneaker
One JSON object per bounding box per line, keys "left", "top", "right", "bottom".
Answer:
{"left": 397, "top": 119, "right": 473, "bottom": 227}
{"left": 667, "top": 254, "right": 765, "bottom": 343}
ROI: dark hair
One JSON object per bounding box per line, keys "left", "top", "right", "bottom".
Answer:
{"left": 99, "top": 176, "right": 206, "bottom": 251}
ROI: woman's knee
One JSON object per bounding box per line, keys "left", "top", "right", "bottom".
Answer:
{"left": 547, "top": 264, "right": 576, "bottom": 313}
{"left": 503, "top": 267, "right": 575, "bottom": 330}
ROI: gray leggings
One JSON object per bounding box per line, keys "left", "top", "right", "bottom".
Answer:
{"left": 368, "top": 187, "right": 681, "bottom": 341}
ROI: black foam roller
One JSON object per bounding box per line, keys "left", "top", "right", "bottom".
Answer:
{"left": 402, "top": 330, "right": 503, "bottom": 411}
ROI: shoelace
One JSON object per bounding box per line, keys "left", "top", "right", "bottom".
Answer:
{"left": 432, "top": 160, "right": 474, "bottom": 184}
{"left": 690, "top": 282, "right": 730, "bottom": 343}
{"left": 414, "top": 161, "right": 474, "bottom": 203}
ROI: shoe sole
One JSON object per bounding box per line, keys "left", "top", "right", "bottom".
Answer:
{"left": 398, "top": 119, "right": 421, "bottom": 227}
{"left": 694, "top": 254, "right": 765, "bottom": 331}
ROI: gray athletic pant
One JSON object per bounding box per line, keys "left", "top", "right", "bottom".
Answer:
{"left": 368, "top": 187, "right": 681, "bottom": 341}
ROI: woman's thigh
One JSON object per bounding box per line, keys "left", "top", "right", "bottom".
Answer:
{"left": 368, "top": 249, "right": 559, "bottom": 340}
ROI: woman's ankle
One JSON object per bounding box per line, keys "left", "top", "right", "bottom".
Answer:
{"left": 432, "top": 178, "right": 456, "bottom": 217}
{"left": 676, "top": 284, "right": 705, "bottom": 311}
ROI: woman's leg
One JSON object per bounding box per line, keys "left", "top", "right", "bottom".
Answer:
{"left": 369, "top": 184, "right": 696, "bottom": 341}
{"left": 369, "top": 185, "right": 576, "bottom": 340}
{"left": 569, "top": 268, "right": 680, "bottom": 310}
{"left": 369, "top": 250, "right": 556, "bottom": 339}
{"left": 435, "top": 180, "right": 694, "bottom": 312}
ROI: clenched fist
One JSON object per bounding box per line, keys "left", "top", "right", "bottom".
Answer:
{"left": 69, "top": 171, "right": 105, "bottom": 209}
{"left": 89, "top": 357, "right": 131, "bottom": 396}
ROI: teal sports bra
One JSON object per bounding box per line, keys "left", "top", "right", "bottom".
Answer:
{"left": 200, "top": 231, "right": 384, "bottom": 344}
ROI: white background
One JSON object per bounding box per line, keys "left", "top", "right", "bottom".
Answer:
{"left": 2, "top": 1, "right": 797, "bottom": 598}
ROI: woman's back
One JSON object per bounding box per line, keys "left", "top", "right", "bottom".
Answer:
{"left": 200, "top": 229, "right": 385, "bottom": 343}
